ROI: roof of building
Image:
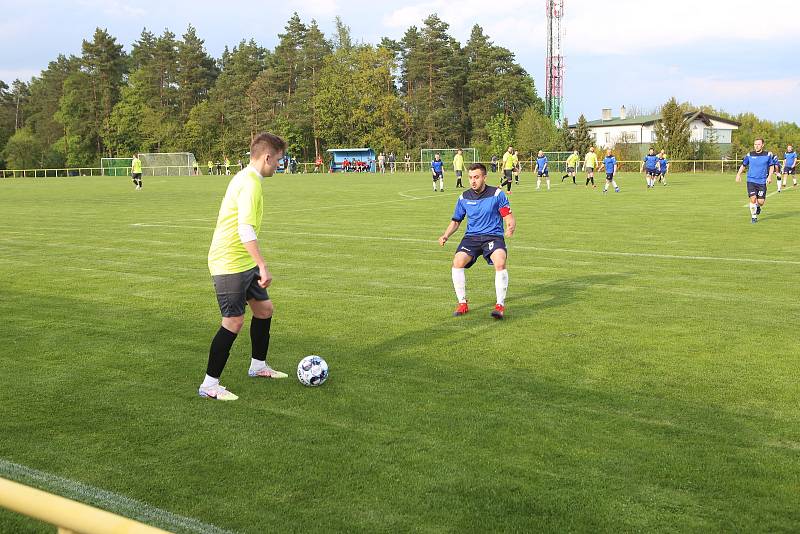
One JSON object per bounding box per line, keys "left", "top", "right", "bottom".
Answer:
{"left": 570, "top": 111, "right": 740, "bottom": 129}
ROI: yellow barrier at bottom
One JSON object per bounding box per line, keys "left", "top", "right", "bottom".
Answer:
{"left": 0, "top": 477, "right": 172, "bottom": 534}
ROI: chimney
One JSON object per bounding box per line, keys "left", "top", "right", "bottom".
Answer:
{"left": 620, "top": 106, "right": 627, "bottom": 120}
{"left": 602, "top": 108, "right": 612, "bottom": 121}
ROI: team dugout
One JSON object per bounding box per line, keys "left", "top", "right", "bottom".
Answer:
{"left": 327, "top": 148, "right": 376, "bottom": 173}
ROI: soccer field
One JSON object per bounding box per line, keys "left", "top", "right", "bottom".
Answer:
{"left": 1, "top": 171, "right": 799, "bottom": 532}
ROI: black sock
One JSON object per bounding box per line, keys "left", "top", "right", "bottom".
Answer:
{"left": 206, "top": 326, "right": 237, "bottom": 378}
{"left": 250, "top": 316, "right": 271, "bottom": 362}
{"left": 586, "top": 178, "right": 590, "bottom": 185}
{"left": 572, "top": 176, "right": 576, "bottom": 184}
{"left": 590, "top": 177, "right": 594, "bottom": 185}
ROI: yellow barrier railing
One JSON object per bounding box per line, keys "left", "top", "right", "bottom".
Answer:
{"left": 0, "top": 477, "right": 171, "bottom": 534}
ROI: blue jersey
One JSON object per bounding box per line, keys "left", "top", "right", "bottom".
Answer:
{"left": 431, "top": 160, "right": 444, "bottom": 173}
{"left": 741, "top": 151, "right": 773, "bottom": 184}
{"left": 452, "top": 186, "right": 510, "bottom": 237}
{"left": 603, "top": 156, "right": 616, "bottom": 172}
{"left": 643, "top": 154, "right": 659, "bottom": 170}
{"left": 771, "top": 154, "right": 781, "bottom": 171}
{"left": 785, "top": 151, "right": 797, "bottom": 169}
{"left": 536, "top": 156, "right": 548, "bottom": 172}
{"left": 658, "top": 157, "right": 669, "bottom": 172}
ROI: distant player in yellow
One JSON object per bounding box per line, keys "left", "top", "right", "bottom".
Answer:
{"left": 453, "top": 149, "right": 465, "bottom": 188}
{"left": 207, "top": 160, "right": 213, "bottom": 175}
{"left": 131, "top": 154, "right": 142, "bottom": 190}
{"left": 501, "top": 146, "right": 517, "bottom": 193}
{"left": 199, "top": 133, "right": 288, "bottom": 401}
{"left": 224, "top": 156, "right": 231, "bottom": 175}
{"left": 562, "top": 150, "right": 579, "bottom": 184}
{"left": 584, "top": 147, "right": 598, "bottom": 188}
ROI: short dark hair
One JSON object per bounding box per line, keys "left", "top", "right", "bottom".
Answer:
{"left": 468, "top": 162, "right": 487, "bottom": 175}
{"left": 755, "top": 137, "right": 765, "bottom": 144}
{"left": 251, "top": 132, "right": 286, "bottom": 159}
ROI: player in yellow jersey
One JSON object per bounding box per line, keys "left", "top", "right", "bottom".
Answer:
{"left": 501, "top": 146, "right": 516, "bottom": 193}
{"left": 584, "top": 147, "right": 598, "bottom": 188}
{"left": 131, "top": 154, "right": 142, "bottom": 190}
{"left": 453, "top": 149, "right": 465, "bottom": 188}
{"left": 199, "top": 133, "right": 288, "bottom": 401}
{"left": 562, "top": 150, "right": 579, "bottom": 184}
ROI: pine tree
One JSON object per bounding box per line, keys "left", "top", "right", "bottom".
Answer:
{"left": 573, "top": 114, "right": 593, "bottom": 157}
{"left": 176, "top": 25, "right": 218, "bottom": 121}
{"left": 560, "top": 118, "right": 573, "bottom": 151}
{"left": 654, "top": 97, "right": 691, "bottom": 162}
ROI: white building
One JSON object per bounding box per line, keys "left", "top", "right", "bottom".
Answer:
{"left": 570, "top": 107, "right": 740, "bottom": 155}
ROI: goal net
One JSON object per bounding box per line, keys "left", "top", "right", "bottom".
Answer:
{"left": 420, "top": 148, "right": 479, "bottom": 171}
{"left": 101, "top": 157, "right": 132, "bottom": 176}
{"left": 139, "top": 152, "right": 197, "bottom": 176}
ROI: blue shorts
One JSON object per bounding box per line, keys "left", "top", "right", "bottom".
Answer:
{"left": 537, "top": 171, "right": 548, "bottom": 177}
{"left": 646, "top": 168, "right": 660, "bottom": 176}
{"left": 456, "top": 235, "right": 507, "bottom": 269}
{"left": 659, "top": 170, "right": 667, "bottom": 176}
{"left": 784, "top": 167, "right": 795, "bottom": 175}
{"left": 606, "top": 173, "right": 614, "bottom": 180}
{"left": 433, "top": 171, "right": 443, "bottom": 180}
{"left": 747, "top": 182, "right": 767, "bottom": 199}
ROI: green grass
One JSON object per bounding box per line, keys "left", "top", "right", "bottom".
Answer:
{"left": 1, "top": 171, "right": 799, "bottom": 533}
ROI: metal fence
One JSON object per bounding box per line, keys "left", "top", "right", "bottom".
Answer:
{"left": 0, "top": 160, "right": 747, "bottom": 178}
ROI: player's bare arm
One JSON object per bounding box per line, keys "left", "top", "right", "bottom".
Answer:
{"left": 439, "top": 220, "right": 461, "bottom": 246}
{"left": 735, "top": 165, "right": 746, "bottom": 182}
{"left": 503, "top": 213, "right": 516, "bottom": 238}
{"left": 243, "top": 239, "right": 272, "bottom": 288}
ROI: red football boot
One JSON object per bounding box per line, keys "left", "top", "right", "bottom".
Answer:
{"left": 453, "top": 302, "right": 469, "bottom": 317}
{"left": 491, "top": 303, "right": 505, "bottom": 320}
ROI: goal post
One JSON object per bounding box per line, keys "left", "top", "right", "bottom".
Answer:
{"left": 100, "top": 158, "right": 132, "bottom": 177}
{"left": 420, "top": 148, "right": 479, "bottom": 171}
{"left": 138, "top": 152, "right": 197, "bottom": 176}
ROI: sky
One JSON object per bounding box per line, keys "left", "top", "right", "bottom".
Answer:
{"left": 2, "top": 0, "right": 798, "bottom": 124}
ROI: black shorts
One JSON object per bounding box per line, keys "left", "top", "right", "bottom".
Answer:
{"left": 785, "top": 167, "right": 796, "bottom": 175}
{"left": 503, "top": 169, "right": 513, "bottom": 180}
{"left": 132, "top": 173, "right": 142, "bottom": 179}
{"left": 606, "top": 173, "right": 614, "bottom": 180}
{"left": 659, "top": 170, "right": 667, "bottom": 176}
{"left": 566, "top": 167, "right": 575, "bottom": 173}
{"left": 433, "top": 171, "right": 443, "bottom": 180}
{"left": 747, "top": 182, "right": 767, "bottom": 199}
{"left": 212, "top": 266, "right": 269, "bottom": 317}
{"left": 455, "top": 170, "right": 463, "bottom": 177}
{"left": 647, "top": 169, "right": 660, "bottom": 176}
{"left": 537, "top": 171, "right": 548, "bottom": 177}
{"left": 456, "top": 235, "right": 507, "bottom": 269}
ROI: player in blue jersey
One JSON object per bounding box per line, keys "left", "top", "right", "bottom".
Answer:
{"left": 783, "top": 144, "right": 797, "bottom": 188}
{"left": 438, "top": 163, "right": 516, "bottom": 320}
{"left": 431, "top": 153, "right": 444, "bottom": 192}
{"left": 535, "top": 150, "right": 550, "bottom": 191}
{"left": 736, "top": 138, "right": 774, "bottom": 223}
{"left": 641, "top": 148, "right": 660, "bottom": 188}
{"left": 657, "top": 150, "right": 669, "bottom": 185}
{"left": 600, "top": 149, "right": 620, "bottom": 193}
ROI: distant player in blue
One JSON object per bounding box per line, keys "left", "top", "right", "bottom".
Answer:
{"left": 431, "top": 153, "right": 444, "bottom": 192}
{"left": 783, "top": 144, "right": 797, "bottom": 188}
{"left": 535, "top": 150, "right": 550, "bottom": 191}
{"left": 657, "top": 150, "right": 669, "bottom": 186}
{"left": 641, "top": 148, "right": 660, "bottom": 188}
{"left": 771, "top": 153, "right": 783, "bottom": 192}
{"left": 736, "top": 138, "right": 774, "bottom": 223}
{"left": 439, "top": 163, "right": 516, "bottom": 320}
{"left": 600, "top": 149, "right": 620, "bottom": 193}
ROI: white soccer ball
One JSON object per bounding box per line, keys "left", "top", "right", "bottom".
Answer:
{"left": 297, "top": 355, "right": 328, "bottom": 387}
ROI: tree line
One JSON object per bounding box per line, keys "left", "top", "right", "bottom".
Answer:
{"left": 0, "top": 14, "right": 544, "bottom": 169}
{"left": 1, "top": 13, "right": 797, "bottom": 170}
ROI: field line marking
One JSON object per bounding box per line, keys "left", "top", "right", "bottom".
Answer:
{"left": 0, "top": 458, "right": 235, "bottom": 534}
{"left": 130, "top": 224, "right": 800, "bottom": 266}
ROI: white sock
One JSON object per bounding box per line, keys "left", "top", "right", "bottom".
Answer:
{"left": 250, "top": 358, "right": 267, "bottom": 371}
{"left": 546, "top": 179, "right": 550, "bottom": 190}
{"left": 495, "top": 269, "right": 509, "bottom": 306}
{"left": 750, "top": 202, "right": 757, "bottom": 216}
{"left": 603, "top": 184, "right": 608, "bottom": 192}
{"left": 612, "top": 180, "right": 618, "bottom": 188}
{"left": 536, "top": 178, "right": 541, "bottom": 189}
{"left": 201, "top": 374, "right": 219, "bottom": 388}
{"left": 777, "top": 181, "right": 782, "bottom": 191}
{"left": 439, "top": 178, "right": 444, "bottom": 190}
{"left": 433, "top": 182, "right": 436, "bottom": 191}
{"left": 452, "top": 267, "right": 467, "bottom": 303}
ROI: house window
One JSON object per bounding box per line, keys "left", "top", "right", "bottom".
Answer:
{"left": 604, "top": 132, "right": 610, "bottom": 145}
{"left": 651, "top": 131, "right": 657, "bottom": 142}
